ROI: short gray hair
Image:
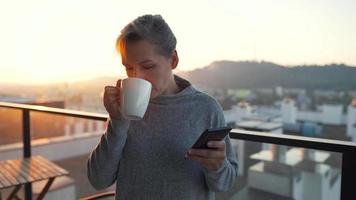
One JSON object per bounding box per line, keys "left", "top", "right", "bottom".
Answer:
{"left": 116, "top": 14, "right": 177, "bottom": 58}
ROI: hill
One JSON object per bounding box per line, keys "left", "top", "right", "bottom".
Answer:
{"left": 178, "top": 61, "right": 356, "bottom": 90}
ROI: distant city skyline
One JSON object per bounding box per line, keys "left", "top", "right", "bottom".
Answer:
{"left": 1, "top": 0, "right": 356, "bottom": 84}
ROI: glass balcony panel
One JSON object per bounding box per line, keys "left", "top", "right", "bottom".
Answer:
{"left": 217, "top": 140, "right": 342, "bottom": 200}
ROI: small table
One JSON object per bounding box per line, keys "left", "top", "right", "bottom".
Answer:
{"left": 0, "top": 156, "right": 69, "bottom": 200}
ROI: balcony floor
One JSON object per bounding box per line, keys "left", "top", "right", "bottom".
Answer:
{"left": 55, "top": 153, "right": 115, "bottom": 198}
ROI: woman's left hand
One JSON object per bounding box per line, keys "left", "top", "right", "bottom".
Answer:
{"left": 185, "top": 140, "right": 226, "bottom": 171}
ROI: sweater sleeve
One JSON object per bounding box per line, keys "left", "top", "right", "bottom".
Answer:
{"left": 87, "top": 117, "right": 130, "bottom": 190}
{"left": 203, "top": 101, "right": 239, "bottom": 192}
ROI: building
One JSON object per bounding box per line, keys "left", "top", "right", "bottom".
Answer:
{"left": 347, "top": 99, "right": 356, "bottom": 141}
{"left": 0, "top": 97, "right": 105, "bottom": 145}
{"left": 233, "top": 119, "right": 283, "bottom": 176}
{"left": 321, "top": 104, "right": 343, "bottom": 125}
{"left": 224, "top": 101, "right": 252, "bottom": 126}
{"left": 281, "top": 97, "right": 296, "bottom": 124}
{"left": 248, "top": 148, "right": 341, "bottom": 200}
{"left": 223, "top": 98, "right": 345, "bottom": 199}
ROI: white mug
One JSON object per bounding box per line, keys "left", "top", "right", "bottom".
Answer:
{"left": 120, "top": 78, "right": 152, "bottom": 120}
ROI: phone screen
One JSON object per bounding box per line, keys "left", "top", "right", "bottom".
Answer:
{"left": 191, "top": 127, "right": 232, "bottom": 149}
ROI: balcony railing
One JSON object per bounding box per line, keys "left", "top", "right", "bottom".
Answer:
{"left": 1, "top": 101, "right": 356, "bottom": 200}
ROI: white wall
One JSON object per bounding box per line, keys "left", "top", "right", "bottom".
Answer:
{"left": 232, "top": 104, "right": 251, "bottom": 123}
{"left": 302, "top": 172, "right": 321, "bottom": 200}
{"left": 282, "top": 100, "right": 296, "bottom": 123}
{"left": 347, "top": 105, "right": 356, "bottom": 137}
{"left": 297, "top": 111, "right": 323, "bottom": 122}
{"left": 248, "top": 162, "right": 291, "bottom": 197}
{"left": 320, "top": 168, "right": 329, "bottom": 200}
{"left": 328, "top": 173, "right": 341, "bottom": 200}
{"left": 297, "top": 111, "right": 347, "bottom": 125}
{"left": 322, "top": 104, "right": 343, "bottom": 125}
{"left": 292, "top": 173, "right": 303, "bottom": 200}
{"left": 225, "top": 105, "right": 348, "bottom": 126}
{"left": 231, "top": 139, "right": 244, "bottom": 176}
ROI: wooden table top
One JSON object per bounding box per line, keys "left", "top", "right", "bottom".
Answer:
{"left": 0, "top": 156, "right": 69, "bottom": 189}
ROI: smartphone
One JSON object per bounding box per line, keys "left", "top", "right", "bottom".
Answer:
{"left": 191, "top": 127, "right": 232, "bottom": 149}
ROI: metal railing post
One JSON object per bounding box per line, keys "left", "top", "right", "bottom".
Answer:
{"left": 22, "top": 109, "right": 32, "bottom": 200}
{"left": 340, "top": 150, "right": 356, "bottom": 200}
{"left": 23, "top": 109, "right": 31, "bottom": 158}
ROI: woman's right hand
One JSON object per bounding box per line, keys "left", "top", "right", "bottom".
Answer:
{"left": 103, "top": 80, "right": 123, "bottom": 119}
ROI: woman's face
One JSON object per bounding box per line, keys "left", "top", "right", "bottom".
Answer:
{"left": 120, "top": 39, "right": 178, "bottom": 99}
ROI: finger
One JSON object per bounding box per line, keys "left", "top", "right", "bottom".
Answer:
{"left": 188, "top": 155, "right": 216, "bottom": 164}
{"left": 105, "top": 86, "right": 119, "bottom": 94}
{"left": 104, "top": 87, "right": 119, "bottom": 101}
{"left": 104, "top": 87, "right": 120, "bottom": 101}
{"left": 188, "top": 155, "right": 221, "bottom": 170}
{"left": 116, "top": 79, "right": 122, "bottom": 88}
{"left": 188, "top": 149, "right": 225, "bottom": 159}
{"left": 206, "top": 140, "right": 226, "bottom": 150}
{"left": 103, "top": 88, "right": 120, "bottom": 106}
{"left": 106, "top": 96, "right": 120, "bottom": 106}
{"left": 100, "top": 86, "right": 112, "bottom": 98}
{"left": 103, "top": 96, "right": 114, "bottom": 108}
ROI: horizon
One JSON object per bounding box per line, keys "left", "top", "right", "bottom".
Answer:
{"left": 0, "top": 60, "right": 355, "bottom": 86}
{"left": 1, "top": 0, "right": 356, "bottom": 84}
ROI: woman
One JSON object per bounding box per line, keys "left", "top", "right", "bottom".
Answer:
{"left": 87, "top": 14, "right": 238, "bottom": 200}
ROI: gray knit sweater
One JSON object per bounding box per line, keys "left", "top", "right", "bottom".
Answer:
{"left": 87, "top": 76, "right": 238, "bottom": 200}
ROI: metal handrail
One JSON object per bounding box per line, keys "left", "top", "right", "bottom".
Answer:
{"left": 230, "top": 128, "right": 356, "bottom": 153}
{"left": 1, "top": 101, "right": 356, "bottom": 200}
{"left": 0, "top": 102, "right": 108, "bottom": 121}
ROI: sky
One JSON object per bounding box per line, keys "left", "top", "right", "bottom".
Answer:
{"left": 0, "top": 0, "right": 356, "bottom": 84}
